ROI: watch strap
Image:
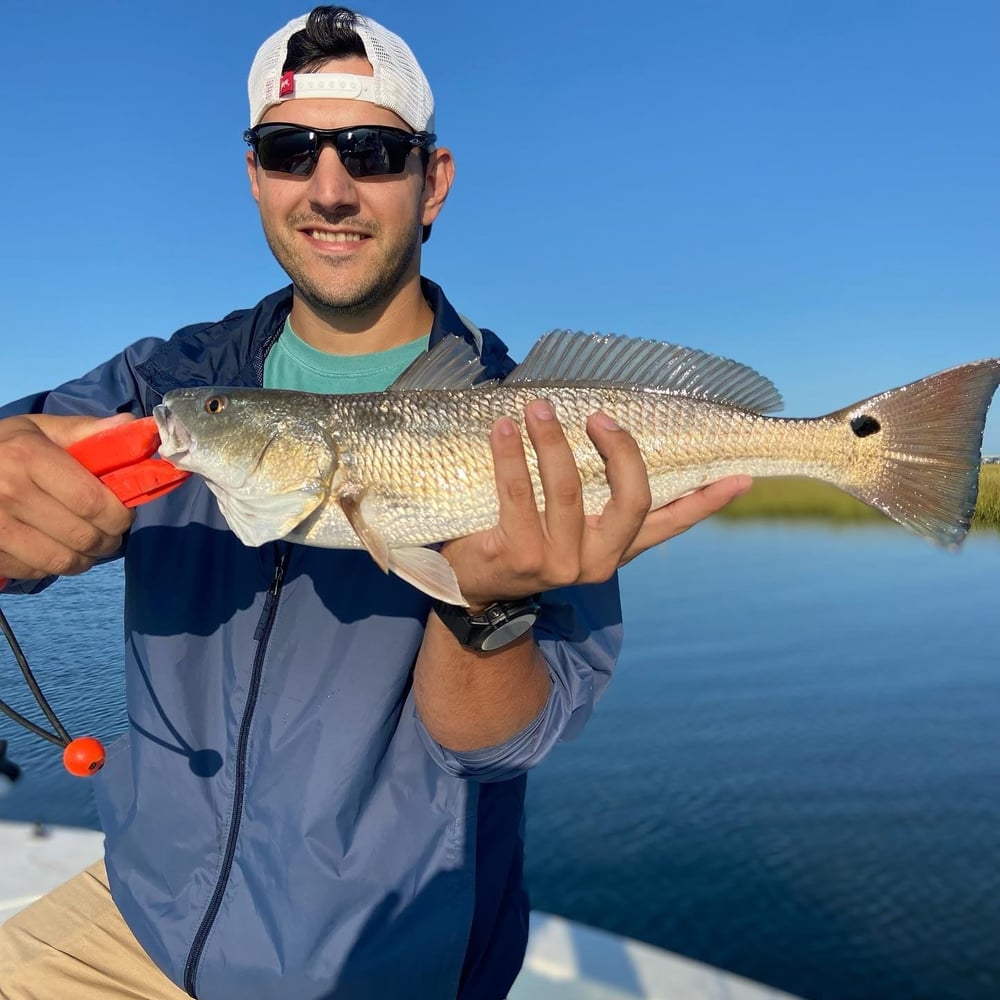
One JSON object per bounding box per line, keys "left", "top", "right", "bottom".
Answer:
{"left": 431, "top": 596, "right": 542, "bottom": 652}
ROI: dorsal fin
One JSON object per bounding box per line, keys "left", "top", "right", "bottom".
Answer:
{"left": 388, "top": 335, "right": 495, "bottom": 392}
{"left": 504, "top": 331, "right": 784, "bottom": 413}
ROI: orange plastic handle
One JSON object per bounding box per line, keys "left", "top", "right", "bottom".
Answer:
{"left": 66, "top": 416, "right": 190, "bottom": 508}
{"left": 66, "top": 416, "right": 164, "bottom": 479}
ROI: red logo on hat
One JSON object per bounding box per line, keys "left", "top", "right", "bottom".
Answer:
{"left": 279, "top": 72, "right": 295, "bottom": 97}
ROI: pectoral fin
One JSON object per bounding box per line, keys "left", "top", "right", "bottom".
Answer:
{"left": 339, "top": 494, "right": 390, "bottom": 572}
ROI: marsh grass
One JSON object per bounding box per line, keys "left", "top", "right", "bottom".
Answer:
{"left": 719, "top": 464, "right": 1000, "bottom": 532}
{"left": 974, "top": 464, "right": 1000, "bottom": 529}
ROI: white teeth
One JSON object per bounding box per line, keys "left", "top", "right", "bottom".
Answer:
{"left": 309, "top": 231, "right": 364, "bottom": 243}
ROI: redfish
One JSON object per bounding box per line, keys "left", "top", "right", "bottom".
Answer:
{"left": 153, "top": 331, "right": 1000, "bottom": 605}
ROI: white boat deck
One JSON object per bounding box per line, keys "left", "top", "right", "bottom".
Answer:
{"left": 0, "top": 822, "right": 802, "bottom": 999}
{"left": 511, "top": 911, "right": 802, "bottom": 999}
{"left": 0, "top": 820, "right": 106, "bottom": 925}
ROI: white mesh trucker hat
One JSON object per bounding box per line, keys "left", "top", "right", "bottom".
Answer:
{"left": 247, "top": 11, "right": 435, "bottom": 132}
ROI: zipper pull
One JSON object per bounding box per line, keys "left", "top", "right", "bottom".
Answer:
{"left": 254, "top": 544, "right": 289, "bottom": 641}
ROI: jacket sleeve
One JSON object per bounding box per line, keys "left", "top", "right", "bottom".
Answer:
{"left": 0, "top": 338, "right": 165, "bottom": 594}
{"left": 415, "top": 576, "right": 623, "bottom": 782}
{"left": 0, "top": 338, "right": 165, "bottom": 423}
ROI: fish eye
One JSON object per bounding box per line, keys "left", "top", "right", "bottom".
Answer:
{"left": 205, "top": 395, "right": 228, "bottom": 415}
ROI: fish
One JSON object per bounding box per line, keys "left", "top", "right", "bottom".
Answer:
{"left": 153, "top": 331, "right": 1000, "bottom": 606}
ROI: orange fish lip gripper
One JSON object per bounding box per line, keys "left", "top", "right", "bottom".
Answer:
{"left": 0, "top": 415, "right": 190, "bottom": 776}
{"left": 65, "top": 415, "right": 191, "bottom": 508}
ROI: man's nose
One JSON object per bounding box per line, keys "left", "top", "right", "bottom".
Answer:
{"left": 306, "top": 145, "right": 361, "bottom": 214}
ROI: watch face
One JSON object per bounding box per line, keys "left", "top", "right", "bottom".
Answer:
{"left": 478, "top": 612, "right": 537, "bottom": 652}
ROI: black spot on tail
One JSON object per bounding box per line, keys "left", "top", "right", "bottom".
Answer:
{"left": 851, "top": 414, "right": 881, "bottom": 437}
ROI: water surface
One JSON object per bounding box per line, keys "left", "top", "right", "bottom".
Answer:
{"left": 1, "top": 522, "right": 998, "bottom": 999}
{"left": 526, "top": 523, "right": 1000, "bottom": 1000}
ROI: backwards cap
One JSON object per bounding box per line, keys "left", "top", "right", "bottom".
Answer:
{"left": 247, "top": 10, "right": 434, "bottom": 132}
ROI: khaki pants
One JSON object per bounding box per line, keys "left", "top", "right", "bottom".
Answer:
{"left": 0, "top": 861, "right": 189, "bottom": 999}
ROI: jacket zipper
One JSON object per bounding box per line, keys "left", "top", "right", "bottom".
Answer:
{"left": 183, "top": 543, "right": 290, "bottom": 996}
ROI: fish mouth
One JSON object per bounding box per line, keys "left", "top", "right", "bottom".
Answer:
{"left": 152, "top": 404, "right": 192, "bottom": 466}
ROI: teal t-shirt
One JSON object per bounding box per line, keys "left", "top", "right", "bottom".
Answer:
{"left": 264, "top": 317, "right": 430, "bottom": 393}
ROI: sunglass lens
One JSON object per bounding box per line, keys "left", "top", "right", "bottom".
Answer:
{"left": 257, "top": 129, "right": 317, "bottom": 176}
{"left": 337, "top": 129, "right": 409, "bottom": 178}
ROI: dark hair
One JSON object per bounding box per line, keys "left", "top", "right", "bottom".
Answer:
{"left": 282, "top": 7, "right": 434, "bottom": 243}
{"left": 282, "top": 7, "right": 367, "bottom": 74}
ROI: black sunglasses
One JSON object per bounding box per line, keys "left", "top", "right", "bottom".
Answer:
{"left": 243, "top": 123, "right": 436, "bottom": 178}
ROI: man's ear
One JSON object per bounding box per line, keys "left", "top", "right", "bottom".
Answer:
{"left": 247, "top": 150, "right": 261, "bottom": 204}
{"left": 420, "top": 147, "right": 455, "bottom": 227}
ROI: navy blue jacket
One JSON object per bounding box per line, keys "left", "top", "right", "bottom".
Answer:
{"left": 0, "top": 280, "right": 623, "bottom": 999}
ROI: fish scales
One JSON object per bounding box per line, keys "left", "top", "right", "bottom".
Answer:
{"left": 292, "top": 386, "right": 855, "bottom": 549}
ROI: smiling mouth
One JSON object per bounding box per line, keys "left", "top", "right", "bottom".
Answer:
{"left": 308, "top": 230, "right": 366, "bottom": 243}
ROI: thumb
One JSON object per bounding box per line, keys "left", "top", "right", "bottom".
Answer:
{"left": 21, "top": 411, "right": 136, "bottom": 450}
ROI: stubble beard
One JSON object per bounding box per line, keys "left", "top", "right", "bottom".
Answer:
{"left": 263, "top": 217, "right": 422, "bottom": 319}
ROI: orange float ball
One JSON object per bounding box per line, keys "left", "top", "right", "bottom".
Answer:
{"left": 62, "top": 737, "right": 106, "bottom": 777}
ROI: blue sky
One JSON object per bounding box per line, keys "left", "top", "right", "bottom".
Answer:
{"left": 3, "top": 1, "right": 998, "bottom": 451}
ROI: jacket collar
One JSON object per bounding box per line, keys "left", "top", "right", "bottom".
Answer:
{"left": 137, "top": 277, "right": 486, "bottom": 398}
{"left": 423, "top": 277, "right": 484, "bottom": 354}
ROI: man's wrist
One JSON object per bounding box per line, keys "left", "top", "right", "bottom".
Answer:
{"left": 431, "top": 596, "right": 542, "bottom": 652}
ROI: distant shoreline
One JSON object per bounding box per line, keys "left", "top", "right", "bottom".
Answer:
{"left": 718, "top": 464, "right": 1000, "bottom": 532}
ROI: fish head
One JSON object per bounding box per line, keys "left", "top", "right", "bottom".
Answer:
{"left": 153, "top": 388, "right": 337, "bottom": 546}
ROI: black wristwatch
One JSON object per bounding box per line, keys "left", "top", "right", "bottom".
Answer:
{"left": 431, "top": 596, "right": 542, "bottom": 652}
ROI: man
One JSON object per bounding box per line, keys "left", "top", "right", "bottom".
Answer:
{"left": 0, "top": 8, "right": 748, "bottom": 998}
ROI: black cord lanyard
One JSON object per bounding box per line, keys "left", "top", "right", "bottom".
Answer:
{"left": 0, "top": 604, "right": 105, "bottom": 776}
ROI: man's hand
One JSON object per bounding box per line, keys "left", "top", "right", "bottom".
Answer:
{"left": 441, "top": 400, "right": 751, "bottom": 608}
{"left": 0, "top": 413, "right": 137, "bottom": 582}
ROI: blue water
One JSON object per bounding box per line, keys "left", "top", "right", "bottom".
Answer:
{"left": 1, "top": 521, "right": 998, "bottom": 1000}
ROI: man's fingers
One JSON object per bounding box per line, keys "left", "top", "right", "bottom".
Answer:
{"left": 490, "top": 416, "right": 537, "bottom": 516}
{"left": 673, "top": 476, "right": 753, "bottom": 527}
{"left": 14, "top": 483, "right": 127, "bottom": 557}
{"left": 0, "top": 552, "right": 47, "bottom": 582}
{"left": 622, "top": 476, "right": 752, "bottom": 562}
{"left": 0, "top": 411, "right": 137, "bottom": 534}
{"left": 0, "top": 414, "right": 136, "bottom": 581}
{"left": 0, "top": 478, "right": 128, "bottom": 576}
{"left": 0, "top": 516, "right": 110, "bottom": 580}
{"left": 524, "top": 401, "right": 584, "bottom": 558}
{"left": 585, "top": 412, "right": 651, "bottom": 557}
{"left": 27, "top": 455, "right": 134, "bottom": 537}
{"left": 451, "top": 407, "right": 752, "bottom": 603}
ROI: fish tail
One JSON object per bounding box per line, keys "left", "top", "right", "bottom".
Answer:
{"left": 831, "top": 359, "right": 1000, "bottom": 547}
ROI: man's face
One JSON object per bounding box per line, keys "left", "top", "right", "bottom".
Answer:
{"left": 247, "top": 55, "right": 447, "bottom": 318}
